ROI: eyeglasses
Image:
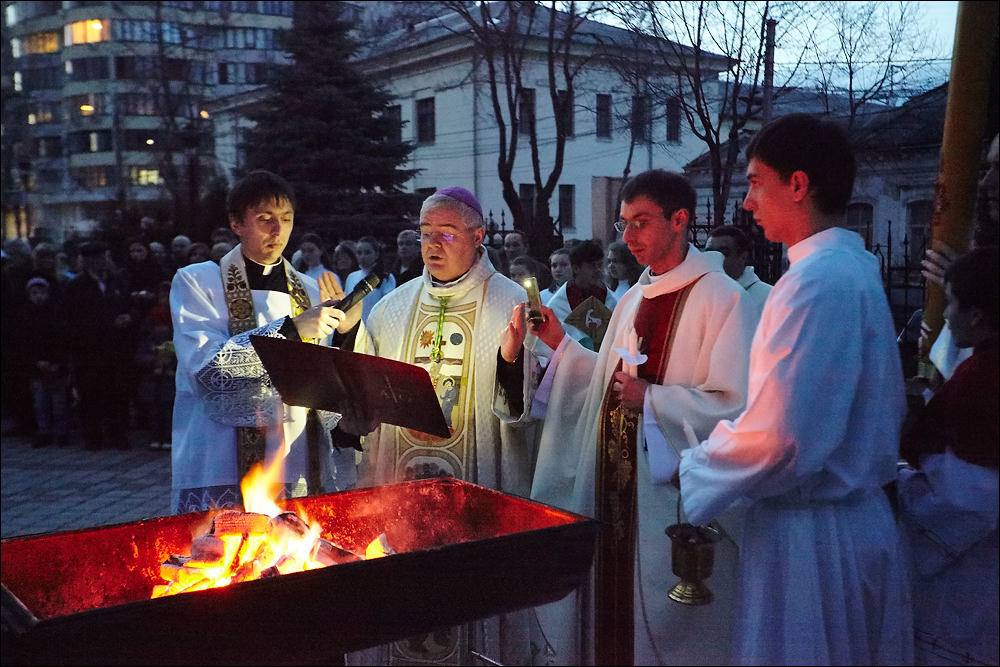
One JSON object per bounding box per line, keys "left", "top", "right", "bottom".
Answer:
{"left": 614, "top": 219, "right": 648, "bottom": 233}
{"left": 418, "top": 229, "right": 470, "bottom": 244}
{"left": 614, "top": 208, "right": 677, "bottom": 234}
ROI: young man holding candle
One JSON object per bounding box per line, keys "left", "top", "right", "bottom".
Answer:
{"left": 499, "top": 169, "right": 756, "bottom": 665}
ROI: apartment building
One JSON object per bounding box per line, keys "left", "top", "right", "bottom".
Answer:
{"left": 1, "top": 0, "right": 293, "bottom": 243}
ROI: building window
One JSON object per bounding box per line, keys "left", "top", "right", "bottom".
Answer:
{"left": 116, "top": 56, "right": 189, "bottom": 81}
{"left": 112, "top": 19, "right": 158, "bottom": 42}
{"left": 559, "top": 184, "right": 575, "bottom": 230}
{"left": 416, "top": 97, "right": 435, "bottom": 144}
{"left": 71, "top": 166, "right": 111, "bottom": 188}
{"left": 37, "top": 169, "right": 63, "bottom": 188}
{"left": 223, "top": 27, "right": 276, "bottom": 50}
{"left": 6, "top": 1, "right": 59, "bottom": 24}
{"left": 34, "top": 136, "right": 63, "bottom": 158}
{"left": 247, "top": 62, "right": 266, "bottom": 84}
{"left": 596, "top": 93, "right": 612, "bottom": 139}
{"left": 218, "top": 62, "right": 266, "bottom": 84}
{"left": 160, "top": 22, "right": 182, "bottom": 44}
{"left": 117, "top": 93, "right": 159, "bottom": 116}
{"left": 67, "top": 93, "right": 107, "bottom": 118}
{"left": 631, "top": 95, "right": 651, "bottom": 144}
{"left": 130, "top": 168, "right": 163, "bottom": 185}
{"left": 519, "top": 87, "right": 535, "bottom": 136}
{"left": 846, "top": 202, "right": 873, "bottom": 246}
{"left": 906, "top": 200, "right": 933, "bottom": 260}
{"left": 27, "top": 102, "right": 60, "bottom": 124}
{"left": 65, "top": 19, "right": 110, "bottom": 46}
{"left": 558, "top": 89, "right": 574, "bottom": 137}
{"left": 386, "top": 105, "right": 402, "bottom": 144}
{"left": 519, "top": 183, "right": 536, "bottom": 221}
{"left": 259, "top": 1, "right": 294, "bottom": 16}
{"left": 66, "top": 57, "right": 110, "bottom": 82}
{"left": 116, "top": 56, "right": 156, "bottom": 80}
{"left": 69, "top": 130, "right": 112, "bottom": 154}
{"left": 18, "top": 66, "right": 62, "bottom": 91}
{"left": 11, "top": 31, "right": 59, "bottom": 57}
{"left": 666, "top": 96, "right": 682, "bottom": 142}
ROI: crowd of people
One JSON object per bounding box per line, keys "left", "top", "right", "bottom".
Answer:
{"left": 1, "top": 229, "right": 239, "bottom": 451}
{"left": 0, "top": 196, "right": 645, "bottom": 455}
{"left": 2, "top": 113, "right": 996, "bottom": 667}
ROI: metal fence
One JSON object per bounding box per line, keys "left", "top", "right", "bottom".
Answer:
{"left": 483, "top": 199, "right": 928, "bottom": 367}
{"left": 689, "top": 199, "right": 786, "bottom": 286}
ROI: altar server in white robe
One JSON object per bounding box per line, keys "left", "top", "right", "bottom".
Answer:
{"left": 499, "top": 169, "right": 756, "bottom": 666}
{"left": 170, "top": 170, "right": 360, "bottom": 514}
{"left": 706, "top": 224, "right": 772, "bottom": 324}
{"left": 351, "top": 186, "right": 537, "bottom": 667}
{"left": 679, "top": 114, "right": 913, "bottom": 665}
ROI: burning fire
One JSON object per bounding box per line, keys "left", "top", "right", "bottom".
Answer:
{"left": 152, "top": 452, "right": 390, "bottom": 598}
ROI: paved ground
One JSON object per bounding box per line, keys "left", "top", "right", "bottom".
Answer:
{"left": 1, "top": 431, "right": 172, "bottom": 540}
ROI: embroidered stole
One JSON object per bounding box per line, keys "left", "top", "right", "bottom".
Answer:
{"left": 594, "top": 280, "right": 697, "bottom": 667}
{"left": 220, "top": 247, "right": 313, "bottom": 488}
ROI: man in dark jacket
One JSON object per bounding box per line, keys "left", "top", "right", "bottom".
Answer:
{"left": 63, "top": 241, "right": 136, "bottom": 450}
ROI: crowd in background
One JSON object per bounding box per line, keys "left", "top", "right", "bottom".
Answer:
{"left": 0, "top": 225, "right": 643, "bottom": 452}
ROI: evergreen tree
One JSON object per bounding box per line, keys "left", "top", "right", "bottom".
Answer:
{"left": 241, "top": 1, "right": 417, "bottom": 239}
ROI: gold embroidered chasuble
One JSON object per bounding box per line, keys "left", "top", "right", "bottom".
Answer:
{"left": 386, "top": 284, "right": 487, "bottom": 482}
{"left": 353, "top": 250, "right": 535, "bottom": 666}
{"left": 594, "top": 281, "right": 698, "bottom": 667}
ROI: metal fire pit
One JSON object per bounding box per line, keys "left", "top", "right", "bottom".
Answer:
{"left": 1, "top": 478, "right": 599, "bottom": 666}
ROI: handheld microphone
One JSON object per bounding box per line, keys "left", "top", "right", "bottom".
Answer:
{"left": 328, "top": 273, "right": 381, "bottom": 312}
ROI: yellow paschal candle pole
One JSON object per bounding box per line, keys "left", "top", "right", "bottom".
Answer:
{"left": 919, "top": 0, "right": 999, "bottom": 377}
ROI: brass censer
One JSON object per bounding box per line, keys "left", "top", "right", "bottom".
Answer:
{"left": 665, "top": 518, "right": 720, "bottom": 605}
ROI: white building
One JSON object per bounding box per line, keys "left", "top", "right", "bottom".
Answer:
{"left": 685, "top": 83, "right": 947, "bottom": 262}
{"left": 353, "top": 2, "right": 730, "bottom": 248}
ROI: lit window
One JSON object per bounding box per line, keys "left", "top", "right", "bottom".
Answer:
{"left": 23, "top": 31, "right": 59, "bottom": 54}
{"left": 66, "top": 19, "right": 109, "bottom": 45}
{"left": 27, "top": 103, "right": 56, "bottom": 124}
{"left": 13, "top": 71, "right": 23, "bottom": 92}
{"left": 131, "top": 168, "right": 163, "bottom": 185}
{"left": 69, "top": 94, "right": 106, "bottom": 117}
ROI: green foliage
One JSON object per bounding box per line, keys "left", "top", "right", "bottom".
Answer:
{"left": 241, "top": 1, "right": 418, "bottom": 237}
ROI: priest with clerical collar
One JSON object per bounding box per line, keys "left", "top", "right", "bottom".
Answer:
{"left": 169, "top": 170, "right": 361, "bottom": 515}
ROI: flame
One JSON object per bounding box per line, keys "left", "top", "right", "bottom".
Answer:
{"left": 240, "top": 457, "right": 285, "bottom": 518}
{"left": 152, "top": 455, "right": 393, "bottom": 599}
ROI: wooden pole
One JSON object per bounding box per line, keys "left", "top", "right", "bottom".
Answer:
{"left": 919, "top": 0, "right": 999, "bottom": 376}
